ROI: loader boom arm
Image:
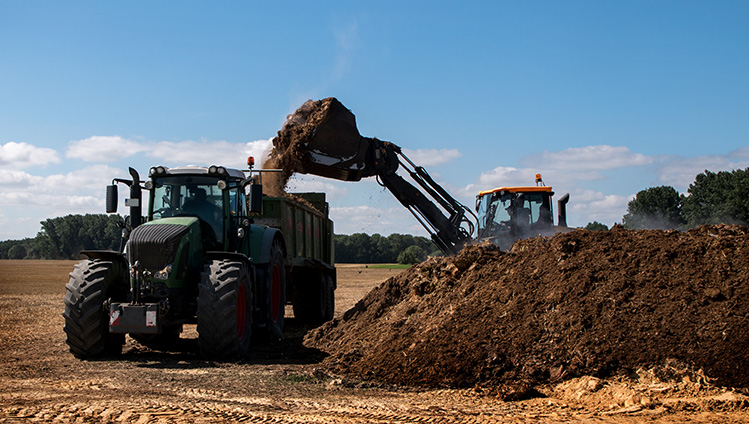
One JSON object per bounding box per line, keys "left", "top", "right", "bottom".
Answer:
{"left": 277, "top": 97, "right": 476, "bottom": 255}
{"left": 369, "top": 140, "right": 474, "bottom": 255}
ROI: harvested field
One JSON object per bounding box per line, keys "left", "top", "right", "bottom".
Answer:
{"left": 2, "top": 240, "right": 749, "bottom": 423}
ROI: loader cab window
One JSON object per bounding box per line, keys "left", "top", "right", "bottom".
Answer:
{"left": 478, "top": 191, "right": 553, "bottom": 235}
{"left": 150, "top": 176, "right": 225, "bottom": 243}
{"left": 477, "top": 192, "right": 513, "bottom": 235}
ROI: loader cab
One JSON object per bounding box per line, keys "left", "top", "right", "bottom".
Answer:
{"left": 146, "top": 165, "right": 249, "bottom": 247}
{"left": 476, "top": 185, "right": 556, "bottom": 250}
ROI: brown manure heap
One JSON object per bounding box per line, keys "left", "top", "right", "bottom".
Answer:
{"left": 305, "top": 225, "right": 749, "bottom": 398}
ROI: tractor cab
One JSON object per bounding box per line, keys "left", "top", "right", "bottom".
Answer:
{"left": 476, "top": 174, "right": 568, "bottom": 250}
{"left": 145, "top": 165, "right": 250, "bottom": 249}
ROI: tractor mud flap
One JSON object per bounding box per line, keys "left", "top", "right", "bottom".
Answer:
{"left": 109, "top": 303, "right": 161, "bottom": 334}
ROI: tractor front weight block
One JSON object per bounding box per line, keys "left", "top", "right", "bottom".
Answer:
{"left": 109, "top": 303, "right": 161, "bottom": 334}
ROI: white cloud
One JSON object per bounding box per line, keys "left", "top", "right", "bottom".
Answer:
{"left": 148, "top": 138, "right": 273, "bottom": 169}
{"left": 566, "top": 189, "right": 630, "bottom": 227}
{"left": 0, "top": 142, "right": 60, "bottom": 169}
{"left": 330, "top": 205, "right": 428, "bottom": 236}
{"left": 332, "top": 21, "right": 359, "bottom": 80}
{"left": 526, "top": 145, "right": 653, "bottom": 171}
{"left": 0, "top": 169, "right": 41, "bottom": 187}
{"left": 67, "top": 136, "right": 146, "bottom": 162}
{"left": 654, "top": 154, "right": 749, "bottom": 192}
{"left": 402, "top": 148, "right": 462, "bottom": 167}
{"left": 41, "top": 164, "right": 122, "bottom": 194}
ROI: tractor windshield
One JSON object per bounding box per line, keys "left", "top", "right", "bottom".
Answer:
{"left": 150, "top": 176, "right": 225, "bottom": 242}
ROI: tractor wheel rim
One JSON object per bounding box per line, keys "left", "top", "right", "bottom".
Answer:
{"left": 271, "top": 264, "right": 282, "bottom": 322}
{"left": 237, "top": 284, "right": 247, "bottom": 339}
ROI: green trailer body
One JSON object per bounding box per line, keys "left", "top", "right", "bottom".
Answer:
{"left": 252, "top": 193, "right": 336, "bottom": 323}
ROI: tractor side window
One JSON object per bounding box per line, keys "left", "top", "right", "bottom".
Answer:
{"left": 520, "top": 193, "right": 552, "bottom": 227}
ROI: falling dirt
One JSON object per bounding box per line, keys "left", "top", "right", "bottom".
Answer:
{"left": 262, "top": 98, "right": 345, "bottom": 197}
{"left": 305, "top": 225, "right": 749, "bottom": 401}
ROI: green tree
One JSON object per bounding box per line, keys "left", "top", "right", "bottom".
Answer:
{"left": 681, "top": 168, "right": 749, "bottom": 227}
{"left": 38, "top": 214, "right": 123, "bottom": 259}
{"left": 584, "top": 221, "right": 609, "bottom": 231}
{"left": 7, "top": 244, "right": 27, "bottom": 259}
{"left": 622, "top": 186, "right": 684, "bottom": 230}
{"left": 397, "top": 245, "right": 427, "bottom": 264}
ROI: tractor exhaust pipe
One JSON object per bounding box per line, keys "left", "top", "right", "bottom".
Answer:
{"left": 557, "top": 193, "right": 569, "bottom": 228}
{"left": 128, "top": 168, "right": 142, "bottom": 228}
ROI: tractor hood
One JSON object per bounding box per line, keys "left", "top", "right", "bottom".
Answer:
{"left": 128, "top": 217, "right": 203, "bottom": 288}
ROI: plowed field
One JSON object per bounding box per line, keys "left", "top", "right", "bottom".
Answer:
{"left": 1, "top": 257, "right": 748, "bottom": 423}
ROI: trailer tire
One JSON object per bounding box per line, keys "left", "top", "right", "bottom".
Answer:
{"left": 293, "top": 272, "right": 335, "bottom": 325}
{"left": 63, "top": 259, "right": 126, "bottom": 358}
{"left": 197, "top": 259, "right": 252, "bottom": 359}
{"left": 255, "top": 240, "right": 286, "bottom": 342}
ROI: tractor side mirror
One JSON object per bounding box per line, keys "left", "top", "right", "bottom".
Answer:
{"left": 106, "top": 185, "right": 118, "bottom": 213}
{"left": 248, "top": 183, "right": 263, "bottom": 214}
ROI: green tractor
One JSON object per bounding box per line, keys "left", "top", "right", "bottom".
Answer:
{"left": 63, "top": 161, "right": 335, "bottom": 359}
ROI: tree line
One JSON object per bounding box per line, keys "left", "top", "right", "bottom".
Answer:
{"left": 334, "top": 233, "right": 437, "bottom": 264}
{"left": 0, "top": 213, "right": 436, "bottom": 264}
{"left": 3, "top": 168, "right": 747, "bottom": 259}
{"left": 0, "top": 214, "right": 124, "bottom": 260}
{"left": 584, "top": 168, "right": 749, "bottom": 231}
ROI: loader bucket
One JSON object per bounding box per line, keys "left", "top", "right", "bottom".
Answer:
{"left": 274, "top": 98, "right": 375, "bottom": 182}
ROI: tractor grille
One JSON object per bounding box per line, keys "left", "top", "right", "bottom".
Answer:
{"left": 129, "top": 224, "right": 189, "bottom": 271}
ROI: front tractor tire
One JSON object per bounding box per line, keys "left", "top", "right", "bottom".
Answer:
{"left": 197, "top": 259, "right": 253, "bottom": 359}
{"left": 63, "top": 259, "right": 126, "bottom": 358}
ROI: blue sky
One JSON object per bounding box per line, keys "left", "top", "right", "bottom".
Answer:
{"left": 1, "top": 1, "right": 748, "bottom": 240}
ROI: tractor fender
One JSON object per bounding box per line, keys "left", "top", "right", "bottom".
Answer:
{"left": 80, "top": 250, "right": 129, "bottom": 270}
{"left": 250, "top": 226, "right": 287, "bottom": 266}
{"left": 204, "top": 251, "right": 253, "bottom": 270}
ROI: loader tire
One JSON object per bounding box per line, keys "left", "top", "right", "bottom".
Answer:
{"left": 254, "top": 239, "right": 286, "bottom": 342}
{"left": 197, "top": 259, "right": 252, "bottom": 359}
{"left": 293, "top": 272, "right": 335, "bottom": 325}
{"left": 62, "top": 259, "right": 126, "bottom": 359}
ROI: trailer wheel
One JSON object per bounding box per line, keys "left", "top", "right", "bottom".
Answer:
{"left": 63, "top": 259, "right": 126, "bottom": 358}
{"left": 293, "top": 272, "right": 335, "bottom": 325}
{"left": 197, "top": 259, "right": 252, "bottom": 358}
{"left": 255, "top": 239, "right": 286, "bottom": 341}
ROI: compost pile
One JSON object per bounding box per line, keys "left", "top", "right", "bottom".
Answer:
{"left": 305, "top": 225, "right": 749, "bottom": 398}
{"left": 263, "top": 97, "right": 343, "bottom": 197}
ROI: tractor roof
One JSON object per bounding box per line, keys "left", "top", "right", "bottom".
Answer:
{"left": 150, "top": 165, "right": 246, "bottom": 179}
{"left": 478, "top": 186, "right": 554, "bottom": 196}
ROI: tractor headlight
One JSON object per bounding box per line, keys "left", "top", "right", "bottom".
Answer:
{"left": 154, "top": 264, "right": 173, "bottom": 280}
{"left": 149, "top": 166, "right": 167, "bottom": 177}
{"left": 208, "top": 165, "right": 227, "bottom": 176}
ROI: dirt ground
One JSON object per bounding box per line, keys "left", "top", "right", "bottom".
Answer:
{"left": 1, "top": 260, "right": 748, "bottom": 423}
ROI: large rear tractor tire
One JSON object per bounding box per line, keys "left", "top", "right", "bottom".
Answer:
{"left": 254, "top": 240, "right": 286, "bottom": 342}
{"left": 293, "top": 272, "right": 335, "bottom": 325}
{"left": 63, "top": 259, "right": 126, "bottom": 358}
{"left": 197, "top": 259, "right": 253, "bottom": 359}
